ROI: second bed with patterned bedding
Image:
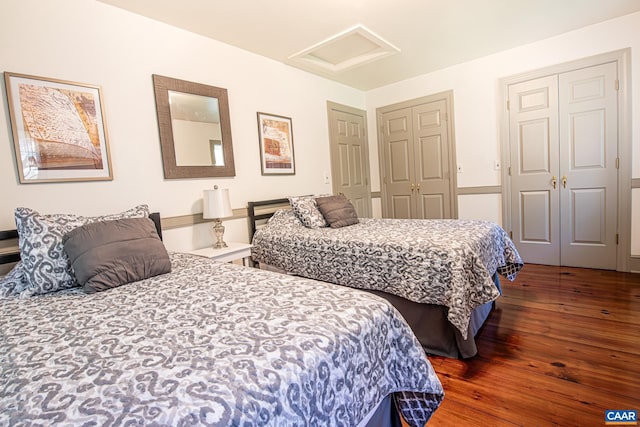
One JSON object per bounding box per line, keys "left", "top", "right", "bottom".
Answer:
{"left": 251, "top": 205, "right": 523, "bottom": 357}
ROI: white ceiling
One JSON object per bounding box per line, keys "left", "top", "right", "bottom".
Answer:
{"left": 99, "top": 0, "right": 640, "bottom": 91}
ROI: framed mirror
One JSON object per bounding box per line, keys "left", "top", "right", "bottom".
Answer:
{"left": 152, "top": 74, "right": 235, "bottom": 179}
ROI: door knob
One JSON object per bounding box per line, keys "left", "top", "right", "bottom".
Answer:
{"left": 562, "top": 176, "right": 567, "bottom": 188}
{"left": 552, "top": 176, "right": 557, "bottom": 189}
{"left": 410, "top": 183, "right": 415, "bottom": 191}
{"left": 417, "top": 183, "right": 421, "bottom": 191}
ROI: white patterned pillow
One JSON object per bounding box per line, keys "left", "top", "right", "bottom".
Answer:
{"left": 289, "top": 195, "right": 329, "bottom": 228}
{"left": 0, "top": 262, "right": 29, "bottom": 298}
{"left": 14, "top": 205, "right": 150, "bottom": 296}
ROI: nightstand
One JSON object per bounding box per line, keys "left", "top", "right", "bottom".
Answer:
{"left": 189, "top": 242, "right": 253, "bottom": 266}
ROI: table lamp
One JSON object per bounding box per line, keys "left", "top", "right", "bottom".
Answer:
{"left": 203, "top": 185, "right": 233, "bottom": 248}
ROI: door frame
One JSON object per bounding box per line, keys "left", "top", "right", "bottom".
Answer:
{"left": 376, "top": 90, "right": 458, "bottom": 219}
{"left": 499, "top": 49, "right": 633, "bottom": 272}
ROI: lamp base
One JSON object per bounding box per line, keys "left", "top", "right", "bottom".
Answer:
{"left": 212, "top": 218, "right": 228, "bottom": 248}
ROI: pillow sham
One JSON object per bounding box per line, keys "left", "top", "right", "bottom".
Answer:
{"left": 0, "top": 262, "right": 29, "bottom": 298}
{"left": 14, "top": 204, "right": 150, "bottom": 296}
{"left": 289, "top": 195, "right": 330, "bottom": 228}
{"left": 315, "top": 195, "right": 359, "bottom": 228}
{"left": 63, "top": 217, "right": 171, "bottom": 294}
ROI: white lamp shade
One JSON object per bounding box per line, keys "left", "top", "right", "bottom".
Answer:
{"left": 203, "top": 188, "right": 233, "bottom": 219}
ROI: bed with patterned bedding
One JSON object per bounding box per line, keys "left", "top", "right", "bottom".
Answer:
{"left": 0, "top": 206, "right": 444, "bottom": 426}
{"left": 250, "top": 200, "right": 524, "bottom": 358}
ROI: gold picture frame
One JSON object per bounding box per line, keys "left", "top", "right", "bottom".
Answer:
{"left": 4, "top": 72, "right": 113, "bottom": 183}
{"left": 257, "top": 112, "right": 295, "bottom": 175}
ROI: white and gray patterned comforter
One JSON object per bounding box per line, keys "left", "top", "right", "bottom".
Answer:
{"left": 0, "top": 252, "right": 444, "bottom": 426}
{"left": 252, "top": 210, "right": 524, "bottom": 338}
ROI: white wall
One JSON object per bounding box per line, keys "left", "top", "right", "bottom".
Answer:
{"left": 365, "top": 11, "right": 640, "bottom": 254}
{"left": 0, "top": 0, "right": 364, "bottom": 251}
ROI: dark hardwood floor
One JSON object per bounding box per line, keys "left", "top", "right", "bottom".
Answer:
{"left": 427, "top": 263, "right": 640, "bottom": 427}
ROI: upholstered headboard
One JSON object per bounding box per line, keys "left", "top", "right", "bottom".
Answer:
{"left": 247, "top": 198, "right": 290, "bottom": 241}
{"left": 0, "top": 212, "right": 163, "bottom": 266}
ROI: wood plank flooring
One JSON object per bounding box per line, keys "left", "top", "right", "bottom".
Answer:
{"left": 426, "top": 263, "right": 640, "bottom": 427}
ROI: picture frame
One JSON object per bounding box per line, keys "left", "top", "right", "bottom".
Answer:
{"left": 257, "top": 112, "right": 295, "bottom": 175}
{"left": 4, "top": 72, "right": 113, "bottom": 183}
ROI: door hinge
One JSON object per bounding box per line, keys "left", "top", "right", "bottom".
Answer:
{"left": 616, "top": 157, "right": 620, "bottom": 169}
{"left": 506, "top": 100, "right": 510, "bottom": 110}
{"left": 616, "top": 234, "right": 619, "bottom": 245}
{"left": 509, "top": 231, "right": 513, "bottom": 239}
{"left": 508, "top": 166, "right": 511, "bottom": 176}
{"left": 615, "top": 79, "right": 620, "bottom": 91}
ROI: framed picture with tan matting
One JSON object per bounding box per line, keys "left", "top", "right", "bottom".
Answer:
{"left": 4, "top": 72, "right": 112, "bottom": 183}
{"left": 257, "top": 112, "right": 295, "bottom": 175}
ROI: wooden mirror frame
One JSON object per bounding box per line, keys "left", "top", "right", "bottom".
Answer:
{"left": 152, "top": 74, "right": 235, "bottom": 179}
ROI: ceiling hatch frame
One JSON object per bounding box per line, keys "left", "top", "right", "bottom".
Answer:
{"left": 288, "top": 24, "right": 400, "bottom": 74}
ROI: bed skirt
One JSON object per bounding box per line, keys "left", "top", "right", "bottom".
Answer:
{"left": 259, "top": 262, "right": 499, "bottom": 359}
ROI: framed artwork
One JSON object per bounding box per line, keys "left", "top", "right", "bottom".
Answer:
{"left": 257, "top": 112, "right": 295, "bottom": 175}
{"left": 4, "top": 72, "right": 113, "bottom": 183}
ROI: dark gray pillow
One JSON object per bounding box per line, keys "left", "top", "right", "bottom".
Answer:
{"left": 315, "top": 195, "right": 359, "bottom": 228}
{"left": 62, "top": 217, "right": 171, "bottom": 293}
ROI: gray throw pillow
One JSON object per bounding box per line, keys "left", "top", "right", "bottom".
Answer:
{"left": 63, "top": 217, "right": 171, "bottom": 293}
{"left": 315, "top": 195, "right": 359, "bottom": 228}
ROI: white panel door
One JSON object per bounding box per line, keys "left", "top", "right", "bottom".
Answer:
{"left": 508, "top": 75, "right": 560, "bottom": 265}
{"left": 558, "top": 62, "right": 618, "bottom": 269}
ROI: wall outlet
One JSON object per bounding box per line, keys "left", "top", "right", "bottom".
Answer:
{"left": 457, "top": 164, "right": 464, "bottom": 173}
{"left": 494, "top": 160, "right": 501, "bottom": 170}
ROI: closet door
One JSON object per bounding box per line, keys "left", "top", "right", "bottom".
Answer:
{"left": 508, "top": 62, "right": 619, "bottom": 269}
{"left": 558, "top": 62, "right": 618, "bottom": 269}
{"left": 380, "top": 92, "right": 456, "bottom": 220}
{"left": 381, "top": 107, "right": 416, "bottom": 218}
{"left": 508, "top": 75, "right": 560, "bottom": 265}
{"left": 413, "top": 100, "right": 452, "bottom": 219}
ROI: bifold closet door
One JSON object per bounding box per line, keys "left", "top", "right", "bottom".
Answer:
{"left": 381, "top": 106, "right": 416, "bottom": 219}
{"left": 508, "top": 75, "right": 561, "bottom": 265}
{"left": 558, "top": 62, "right": 618, "bottom": 269}
{"left": 381, "top": 99, "right": 453, "bottom": 220}
{"left": 412, "top": 100, "right": 452, "bottom": 219}
{"left": 508, "top": 62, "right": 618, "bottom": 268}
